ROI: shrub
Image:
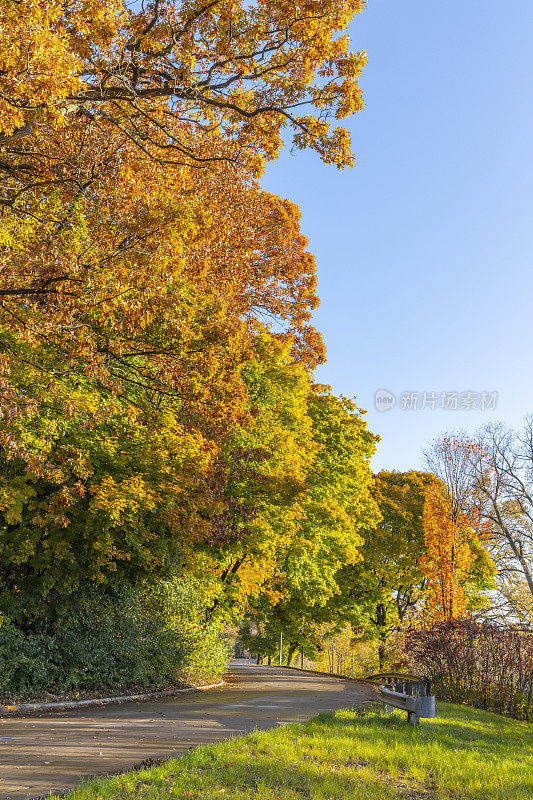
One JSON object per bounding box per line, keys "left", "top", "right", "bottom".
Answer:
{"left": 0, "top": 577, "right": 231, "bottom": 701}
{"left": 405, "top": 618, "right": 533, "bottom": 721}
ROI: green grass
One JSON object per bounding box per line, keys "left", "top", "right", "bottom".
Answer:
{"left": 48, "top": 703, "right": 532, "bottom": 800}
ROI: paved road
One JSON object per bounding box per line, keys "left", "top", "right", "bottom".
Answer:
{"left": 0, "top": 663, "right": 378, "bottom": 800}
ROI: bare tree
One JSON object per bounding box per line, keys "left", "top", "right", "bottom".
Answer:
{"left": 424, "top": 431, "right": 478, "bottom": 524}
{"left": 427, "top": 425, "right": 533, "bottom": 623}
{"left": 471, "top": 421, "right": 533, "bottom": 611}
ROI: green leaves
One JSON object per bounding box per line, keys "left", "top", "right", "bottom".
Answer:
{"left": 230, "top": 354, "right": 379, "bottom": 654}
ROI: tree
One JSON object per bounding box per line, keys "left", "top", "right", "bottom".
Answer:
{"left": 0, "top": 153, "right": 322, "bottom": 431}
{"left": 0, "top": 0, "right": 374, "bottom": 681}
{"left": 0, "top": 375, "right": 220, "bottom": 616}
{"left": 234, "top": 380, "right": 379, "bottom": 661}
{"left": 0, "top": 1, "right": 369, "bottom": 499}
{"left": 425, "top": 427, "right": 533, "bottom": 622}
{"left": 468, "top": 421, "right": 533, "bottom": 620}
{"left": 422, "top": 435, "right": 495, "bottom": 620}
{"left": 0, "top": 0, "right": 367, "bottom": 192}
{"left": 1, "top": 6, "right": 367, "bottom": 612}
{"left": 420, "top": 481, "right": 488, "bottom": 620}
{"left": 343, "top": 471, "right": 434, "bottom": 668}
{"left": 0, "top": 161, "right": 326, "bottom": 620}
{"left": 0, "top": 140, "right": 326, "bottom": 548}
{"left": 196, "top": 331, "right": 316, "bottom": 616}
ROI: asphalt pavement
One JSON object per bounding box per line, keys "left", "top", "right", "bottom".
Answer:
{"left": 0, "top": 661, "right": 378, "bottom": 800}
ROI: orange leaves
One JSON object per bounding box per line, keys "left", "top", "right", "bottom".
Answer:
{"left": 0, "top": 122, "right": 323, "bottom": 470}
{"left": 0, "top": 0, "right": 125, "bottom": 138}
{"left": 420, "top": 481, "right": 476, "bottom": 620}
{"left": 421, "top": 433, "right": 497, "bottom": 620}
{"left": 0, "top": 0, "right": 368, "bottom": 172}
{"left": 181, "top": 174, "right": 323, "bottom": 364}
{"left": 0, "top": 0, "right": 79, "bottom": 136}
{"left": 0, "top": 0, "right": 368, "bottom": 613}
{"left": 0, "top": 1, "right": 354, "bottom": 449}
{"left": 0, "top": 115, "right": 327, "bottom": 601}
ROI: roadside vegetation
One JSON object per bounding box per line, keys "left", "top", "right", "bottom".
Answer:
{"left": 0, "top": 577, "right": 230, "bottom": 702}
{"left": 48, "top": 703, "right": 533, "bottom": 800}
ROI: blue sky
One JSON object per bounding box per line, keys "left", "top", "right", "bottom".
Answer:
{"left": 261, "top": 0, "right": 533, "bottom": 472}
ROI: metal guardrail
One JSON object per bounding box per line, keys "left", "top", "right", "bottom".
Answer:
{"left": 366, "top": 671, "right": 435, "bottom": 725}
{"left": 378, "top": 685, "right": 435, "bottom": 725}
{"left": 366, "top": 671, "right": 431, "bottom": 695}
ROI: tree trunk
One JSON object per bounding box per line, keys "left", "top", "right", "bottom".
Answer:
{"left": 287, "top": 641, "right": 298, "bottom": 666}
{"left": 376, "top": 602, "right": 387, "bottom": 670}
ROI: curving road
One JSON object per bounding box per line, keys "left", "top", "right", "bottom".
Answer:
{"left": 0, "top": 662, "right": 378, "bottom": 800}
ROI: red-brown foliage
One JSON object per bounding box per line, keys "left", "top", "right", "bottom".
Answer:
{"left": 405, "top": 618, "right": 533, "bottom": 721}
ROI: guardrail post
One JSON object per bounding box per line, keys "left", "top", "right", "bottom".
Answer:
{"left": 376, "top": 684, "right": 435, "bottom": 726}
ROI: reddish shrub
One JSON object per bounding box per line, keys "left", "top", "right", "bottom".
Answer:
{"left": 404, "top": 618, "right": 533, "bottom": 721}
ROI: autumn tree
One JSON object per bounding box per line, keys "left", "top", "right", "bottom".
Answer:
{"left": 0, "top": 166, "right": 328, "bottom": 618}
{"left": 339, "top": 471, "right": 434, "bottom": 668}
{"left": 0, "top": 0, "right": 369, "bottom": 431}
{"left": 0, "top": 0, "right": 366, "bottom": 173}
{"left": 459, "top": 422, "right": 533, "bottom": 623}
{"left": 0, "top": 1, "right": 365, "bottom": 405}
{"left": 421, "top": 482, "right": 478, "bottom": 619}
{"left": 233, "top": 378, "right": 379, "bottom": 662}
{"left": 0, "top": 1, "right": 374, "bottom": 678}
{"left": 0, "top": 3, "right": 369, "bottom": 575}
{"left": 422, "top": 436, "right": 495, "bottom": 620}
{"left": 0, "top": 129, "right": 333, "bottom": 604}
{"left": 195, "top": 330, "right": 316, "bottom": 620}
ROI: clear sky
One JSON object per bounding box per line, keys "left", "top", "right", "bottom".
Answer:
{"left": 261, "top": 0, "right": 533, "bottom": 473}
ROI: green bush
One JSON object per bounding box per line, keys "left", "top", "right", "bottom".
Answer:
{"left": 0, "top": 577, "right": 231, "bottom": 702}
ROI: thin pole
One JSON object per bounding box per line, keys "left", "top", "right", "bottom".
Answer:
{"left": 279, "top": 631, "right": 283, "bottom": 666}
{"left": 351, "top": 650, "right": 354, "bottom": 678}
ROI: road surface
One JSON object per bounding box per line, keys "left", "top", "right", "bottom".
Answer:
{"left": 0, "top": 662, "right": 378, "bottom": 800}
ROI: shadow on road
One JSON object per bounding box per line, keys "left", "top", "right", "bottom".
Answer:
{"left": 0, "top": 662, "right": 378, "bottom": 800}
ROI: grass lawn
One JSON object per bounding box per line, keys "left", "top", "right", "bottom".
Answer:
{"left": 48, "top": 703, "right": 532, "bottom": 800}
